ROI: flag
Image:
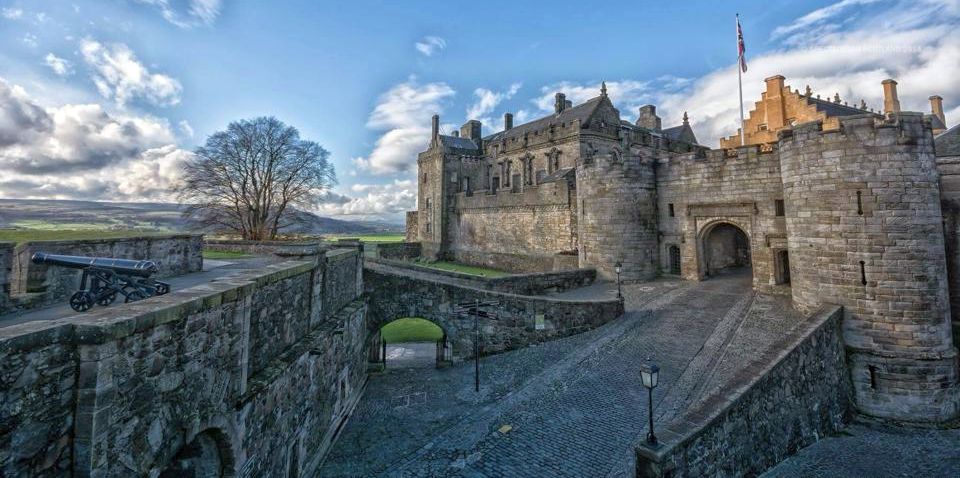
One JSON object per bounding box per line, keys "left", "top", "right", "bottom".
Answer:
{"left": 737, "top": 14, "right": 747, "bottom": 73}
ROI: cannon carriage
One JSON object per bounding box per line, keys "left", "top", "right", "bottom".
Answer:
{"left": 31, "top": 253, "right": 171, "bottom": 312}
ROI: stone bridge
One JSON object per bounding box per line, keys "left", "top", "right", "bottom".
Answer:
{"left": 364, "top": 259, "right": 624, "bottom": 361}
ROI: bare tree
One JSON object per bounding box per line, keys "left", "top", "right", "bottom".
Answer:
{"left": 177, "top": 117, "right": 336, "bottom": 240}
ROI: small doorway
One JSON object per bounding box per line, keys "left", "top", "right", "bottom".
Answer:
{"left": 377, "top": 318, "right": 446, "bottom": 369}
{"left": 668, "top": 245, "right": 681, "bottom": 275}
{"left": 775, "top": 249, "right": 791, "bottom": 285}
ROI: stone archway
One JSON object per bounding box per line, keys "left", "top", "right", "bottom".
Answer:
{"left": 372, "top": 317, "right": 450, "bottom": 368}
{"left": 160, "top": 429, "right": 233, "bottom": 478}
{"left": 700, "top": 222, "right": 752, "bottom": 277}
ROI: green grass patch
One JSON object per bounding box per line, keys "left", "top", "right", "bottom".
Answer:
{"left": 0, "top": 229, "right": 168, "bottom": 244}
{"left": 325, "top": 233, "right": 405, "bottom": 243}
{"left": 380, "top": 317, "right": 444, "bottom": 343}
{"left": 202, "top": 250, "right": 253, "bottom": 260}
{"left": 420, "top": 261, "right": 509, "bottom": 278}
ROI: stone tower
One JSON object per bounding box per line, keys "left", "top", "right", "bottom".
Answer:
{"left": 417, "top": 114, "right": 447, "bottom": 260}
{"left": 779, "top": 112, "right": 960, "bottom": 422}
{"left": 575, "top": 96, "right": 660, "bottom": 281}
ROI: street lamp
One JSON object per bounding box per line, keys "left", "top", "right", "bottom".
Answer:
{"left": 640, "top": 361, "right": 659, "bottom": 446}
{"left": 614, "top": 262, "right": 623, "bottom": 300}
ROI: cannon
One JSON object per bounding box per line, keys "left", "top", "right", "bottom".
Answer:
{"left": 31, "top": 252, "right": 171, "bottom": 312}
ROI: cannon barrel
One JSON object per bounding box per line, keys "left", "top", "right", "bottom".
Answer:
{"left": 31, "top": 252, "right": 159, "bottom": 277}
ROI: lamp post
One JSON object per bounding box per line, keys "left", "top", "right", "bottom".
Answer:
{"left": 640, "top": 361, "right": 659, "bottom": 446}
{"left": 615, "top": 262, "right": 623, "bottom": 300}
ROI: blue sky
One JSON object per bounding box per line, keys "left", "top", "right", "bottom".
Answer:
{"left": 1, "top": 0, "right": 958, "bottom": 223}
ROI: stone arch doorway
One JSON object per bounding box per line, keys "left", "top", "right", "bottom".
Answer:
{"left": 775, "top": 249, "right": 791, "bottom": 285}
{"left": 160, "top": 429, "right": 234, "bottom": 478}
{"left": 701, "top": 222, "right": 752, "bottom": 278}
{"left": 371, "top": 317, "right": 450, "bottom": 368}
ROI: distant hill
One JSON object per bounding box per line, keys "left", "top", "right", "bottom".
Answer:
{"left": 0, "top": 198, "right": 403, "bottom": 235}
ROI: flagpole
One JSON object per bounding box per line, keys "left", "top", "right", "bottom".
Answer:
{"left": 737, "top": 13, "right": 746, "bottom": 146}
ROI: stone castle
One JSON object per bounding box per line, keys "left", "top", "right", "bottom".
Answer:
{"left": 407, "top": 75, "right": 960, "bottom": 423}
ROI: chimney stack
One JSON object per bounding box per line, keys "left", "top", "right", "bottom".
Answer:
{"left": 637, "top": 105, "right": 662, "bottom": 132}
{"left": 930, "top": 95, "right": 946, "bottom": 126}
{"left": 504, "top": 112, "right": 513, "bottom": 130}
{"left": 555, "top": 93, "right": 567, "bottom": 114}
{"left": 882, "top": 79, "right": 901, "bottom": 114}
{"left": 431, "top": 114, "right": 440, "bottom": 143}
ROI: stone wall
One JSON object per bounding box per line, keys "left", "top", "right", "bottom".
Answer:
{"left": 657, "top": 146, "right": 787, "bottom": 292}
{"left": 7, "top": 234, "right": 203, "bottom": 312}
{"left": 364, "top": 262, "right": 622, "bottom": 360}
{"left": 780, "top": 114, "right": 959, "bottom": 422}
{"left": 367, "top": 258, "right": 596, "bottom": 295}
{"left": 0, "top": 242, "right": 12, "bottom": 311}
{"left": 0, "top": 248, "right": 367, "bottom": 477}
{"left": 937, "top": 156, "right": 960, "bottom": 347}
{"left": 374, "top": 242, "right": 422, "bottom": 261}
{"left": 635, "top": 305, "right": 852, "bottom": 478}
{"left": 405, "top": 211, "right": 419, "bottom": 243}
{"left": 204, "top": 239, "right": 324, "bottom": 257}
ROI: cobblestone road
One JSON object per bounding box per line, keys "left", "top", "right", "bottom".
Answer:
{"left": 320, "top": 270, "right": 807, "bottom": 477}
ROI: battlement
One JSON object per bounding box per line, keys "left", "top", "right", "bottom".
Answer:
{"left": 778, "top": 112, "right": 934, "bottom": 145}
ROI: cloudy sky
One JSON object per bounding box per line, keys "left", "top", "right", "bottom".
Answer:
{"left": 0, "top": 0, "right": 957, "bottom": 223}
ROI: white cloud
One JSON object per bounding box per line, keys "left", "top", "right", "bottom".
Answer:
{"left": 178, "top": 119, "right": 194, "bottom": 138}
{"left": 353, "top": 77, "right": 455, "bottom": 175}
{"left": 0, "top": 77, "right": 190, "bottom": 202}
{"left": 466, "top": 83, "right": 522, "bottom": 130}
{"left": 2, "top": 8, "right": 23, "bottom": 19}
{"left": 771, "top": 0, "right": 884, "bottom": 42}
{"left": 317, "top": 179, "right": 416, "bottom": 220}
{"left": 80, "top": 39, "right": 183, "bottom": 107}
{"left": 415, "top": 36, "right": 447, "bottom": 57}
{"left": 44, "top": 53, "right": 73, "bottom": 76}
{"left": 532, "top": 80, "right": 654, "bottom": 119}
{"left": 136, "top": 0, "right": 222, "bottom": 28}
{"left": 656, "top": 0, "right": 960, "bottom": 146}
{"left": 22, "top": 34, "right": 38, "bottom": 48}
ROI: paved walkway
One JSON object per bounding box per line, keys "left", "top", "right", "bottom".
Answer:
{"left": 385, "top": 343, "right": 437, "bottom": 369}
{"left": 320, "top": 269, "right": 809, "bottom": 477}
{"left": 763, "top": 421, "right": 960, "bottom": 477}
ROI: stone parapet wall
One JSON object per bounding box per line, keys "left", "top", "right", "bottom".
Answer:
{"left": 635, "top": 305, "right": 851, "bottom": 478}
{"left": 0, "top": 242, "right": 12, "bottom": 310}
{"left": 779, "top": 113, "right": 959, "bottom": 422}
{"left": 367, "top": 257, "right": 595, "bottom": 295}
{"left": 374, "top": 242, "right": 422, "bottom": 261}
{"left": 323, "top": 248, "right": 363, "bottom": 319}
{"left": 204, "top": 239, "right": 325, "bottom": 257}
{"left": 450, "top": 248, "right": 572, "bottom": 273}
{"left": 7, "top": 234, "right": 203, "bottom": 312}
{"left": 0, "top": 252, "right": 367, "bottom": 477}
{"left": 405, "top": 211, "right": 419, "bottom": 242}
{"left": 364, "top": 262, "right": 622, "bottom": 360}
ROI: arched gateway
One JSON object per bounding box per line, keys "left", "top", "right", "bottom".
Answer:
{"left": 699, "top": 221, "right": 752, "bottom": 278}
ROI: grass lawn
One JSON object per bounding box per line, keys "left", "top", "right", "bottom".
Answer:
{"left": 380, "top": 317, "right": 444, "bottom": 343}
{"left": 202, "top": 250, "right": 253, "bottom": 260}
{"left": 421, "top": 261, "right": 509, "bottom": 278}
{"left": 0, "top": 229, "right": 168, "bottom": 244}
{"left": 325, "top": 233, "right": 405, "bottom": 243}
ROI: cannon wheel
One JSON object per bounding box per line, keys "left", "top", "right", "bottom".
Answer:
{"left": 93, "top": 287, "right": 117, "bottom": 306}
{"left": 125, "top": 289, "right": 148, "bottom": 303}
{"left": 155, "top": 283, "right": 170, "bottom": 296}
{"left": 70, "top": 291, "right": 94, "bottom": 312}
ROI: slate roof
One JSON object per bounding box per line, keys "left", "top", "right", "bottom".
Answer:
{"left": 439, "top": 135, "right": 480, "bottom": 152}
{"left": 661, "top": 123, "right": 699, "bottom": 145}
{"left": 928, "top": 114, "right": 947, "bottom": 131}
{"left": 936, "top": 124, "right": 960, "bottom": 157}
{"left": 807, "top": 97, "right": 879, "bottom": 117}
{"left": 483, "top": 96, "right": 606, "bottom": 143}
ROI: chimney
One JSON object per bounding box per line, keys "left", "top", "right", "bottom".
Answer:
{"left": 460, "top": 120, "right": 482, "bottom": 141}
{"left": 431, "top": 114, "right": 439, "bottom": 143}
{"left": 930, "top": 95, "right": 946, "bottom": 126}
{"left": 504, "top": 112, "right": 514, "bottom": 130}
{"left": 555, "top": 93, "right": 567, "bottom": 114}
{"left": 882, "top": 79, "right": 901, "bottom": 114}
{"left": 637, "top": 105, "right": 662, "bottom": 132}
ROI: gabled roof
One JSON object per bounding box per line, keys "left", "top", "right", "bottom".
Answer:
{"left": 483, "top": 96, "right": 606, "bottom": 143}
{"left": 662, "top": 123, "right": 699, "bottom": 145}
{"left": 936, "top": 124, "right": 960, "bottom": 157}
{"left": 439, "top": 135, "right": 480, "bottom": 152}
{"left": 928, "top": 114, "right": 947, "bottom": 131}
{"left": 807, "top": 97, "right": 879, "bottom": 118}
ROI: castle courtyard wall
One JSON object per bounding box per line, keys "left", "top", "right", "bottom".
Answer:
{"left": 937, "top": 156, "right": 960, "bottom": 346}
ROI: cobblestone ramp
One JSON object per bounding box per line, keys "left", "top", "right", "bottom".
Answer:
{"left": 319, "top": 274, "right": 757, "bottom": 477}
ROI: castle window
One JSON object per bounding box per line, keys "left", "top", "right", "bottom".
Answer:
{"left": 758, "top": 123, "right": 768, "bottom": 131}
{"left": 425, "top": 222, "right": 432, "bottom": 233}
{"left": 860, "top": 260, "right": 867, "bottom": 285}
{"left": 423, "top": 173, "right": 427, "bottom": 183}
{"left": 856, "top": 190, "right": 863, "bottom": 215}
{"left": 868, "top": 365, "right": 877, "bottom": 389}
{"left": 775, "top": 199, "right": 785, "bottom": 217}
{"left": 668, "top": 203, "right": 675, "bottom": 217}
{"left": 425, "top": 198, "right": 431, "bottom": 210}
{"left": 463, "top": 176, "right": 471, "bottom": 193}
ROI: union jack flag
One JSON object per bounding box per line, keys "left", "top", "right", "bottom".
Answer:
{"left": 737, "top": 14, "right": 748, "bottom": 73}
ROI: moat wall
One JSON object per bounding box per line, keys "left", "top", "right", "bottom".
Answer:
{"left": 0, "top": 249, "right": 367, "bottom": 477}
{"left": 636, "top": 305, "right": 851, "bottom": 477}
